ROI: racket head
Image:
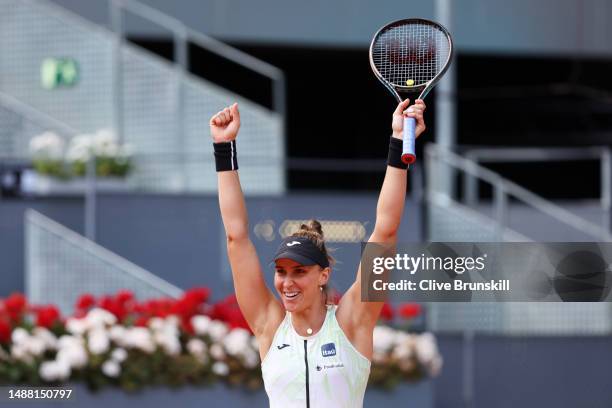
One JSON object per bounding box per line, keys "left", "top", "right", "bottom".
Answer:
{"left": 369, "top": 18, "right": 453, "bottom": 100}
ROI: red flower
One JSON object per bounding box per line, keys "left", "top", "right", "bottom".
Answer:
{"left": 4, "top": 293, "right": 27, "bottom": 321}
{"left": 99, "top": 295, "right": 127, "bottom": 321}
{"left": 209, "top": 295, "right": 251, "bottom": 333}
{"left": 380, "top": 302, "right": 394, "bottom": 321}
{"left": 399, "top": 303, "right": 422, "bottom": 320}
{"left": 36, "top": 305, "right": 61, "bottom": 329}
{"left": 184, "top": 287, "right": 210, "bottom": 304}
{"left": 0, "top": 319, "right": 11, "bottom": 343}
{"left": 75, "top": 294, "right": 96, "bottom": 311}
{"left": 134, "top": 316, "right": 149, "bottom": 327}
{"left": 181, "top": 317, "right": 195, "bottom": 335}
{"left": 116, "top": 290, "right": 134, "bottom": 305}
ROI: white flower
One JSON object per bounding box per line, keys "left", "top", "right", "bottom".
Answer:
{"left": 65, "top": 134, "right": 92, "bottom": 162}
{"left": 414, "top": 332, "right": 438, "bottom": 365}
{"left": 10, "top": 344, "right": 31, "bottom": 363}
{"left": 124, "top": 327, "right": 155, "bottom": 353}
{"left": 373, "top": 326, "right": 396, "bottom": 353}
{"left": 39, "top": 361, "right": 58, "bottom": 381}
{"left": 164, "top": 315, "right": 180, "bottom": 328}
{"left": 33, "top": 327, "right": 58, "bottom": 350}
{"left": 191, "top": 315, "right": 211, "bottom": 336}
{"left": 392, "top": 333, "right": 416, "bottom": 361}
{"left": 56, "top": 343, "right": 88, "bottom": 369}
{"left": 223, "top": 328, "right": 250, "bottom": 357}
{"left": 11, "top": 327, "right": 29, "bottom": 344}
{"left": 65, "top": 143, "right": 91, "bottom": 163}
{"left": 29, "top": 131, "right": 65, "bottom": 160}
{"left": 88, "top": 329, "right": 110, "bottom": 355}
{"left": 86, "top": 308, "right": 117, "bottom": 328}
{"left": 209, "top": 343, "right": 225, "bottom": 360}
{"left": 212, "top": 362, "right": 229, "bottom": 376}
{"left": 57, "top": 335, "right": 84, "bottom": 350}
{"left": 55, "top": 359, "right": 71, "bottom": 380}
{"left": 65, "top": 318, "right": 88, "bottom": 336}
{"left": 111, "top": 348, "right": 128, "bottom": 363}
{"left": 186, "top": 338, "right": 207, "bottom": 356}
{"left": 24, "top": 336, "right": 46, "bottom": 357}
{"left": 392, "top": 343, "right": 413, "bottom": 361}
{"left": 242, "top": 350, "right": 260, "bottom": 369}
{"left": 102, "top": 360, "right": 121, "bottom": 378}
{"left": 39, "top": 360, "right": 71, "bottom": 382}
{"left": 154, "top": 331, "right": 181, "bottom": 356}
{"left": 109, "top": 325, "right": 127, "bottom": 345}
{"left": 208, "top": 321, "right": 229, "bottom": 342}
{"left": 70, "top": 134, "right": 93, "bottom": 149}
{"left": 372, "top": 351, "right": 386, "bottom": 364}
{"left": 148, "top": 317, "right": 165, "bottom": 331}
{"left": 88, "top": 129, "right": 124, "bottom": 158}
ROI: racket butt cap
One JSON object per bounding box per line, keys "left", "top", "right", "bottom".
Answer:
{"left": 401, "top": 153, "right": 416, "bottom": 165}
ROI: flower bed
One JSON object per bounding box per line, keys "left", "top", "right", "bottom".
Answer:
{"left": 28, "top": 130, "right": 132, "bottom": 180}
{"left": 0, "top": 290, "right": 441, "bottom": 392}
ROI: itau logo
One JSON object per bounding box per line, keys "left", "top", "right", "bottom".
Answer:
{"left": 321, "top": 343, "right": 336, "bottom": 357}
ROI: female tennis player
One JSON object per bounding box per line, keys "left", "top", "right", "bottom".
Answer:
{"left": 211, "top": 98, "right": 426, "bottom": 407}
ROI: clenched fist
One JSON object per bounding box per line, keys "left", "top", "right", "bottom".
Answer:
{"left": 210, "top": 103, "right": 241, "bottom": 143}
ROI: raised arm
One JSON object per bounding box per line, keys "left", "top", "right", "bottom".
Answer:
{"left": 338, "top": 99, "right": 427, "bottom": 343}
{"left": 212, "top": 104, "right": 283, "bottom": 337}
{"left": 371, "top": 98, "right": 426, "bottom": 241}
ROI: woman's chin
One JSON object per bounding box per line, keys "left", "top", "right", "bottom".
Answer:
{"left": 283, "top": 301, "right": 298, "bottom": 311}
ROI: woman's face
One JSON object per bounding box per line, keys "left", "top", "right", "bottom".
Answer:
{"left": 274, "top": 258, "right": 329, "bottom": 312}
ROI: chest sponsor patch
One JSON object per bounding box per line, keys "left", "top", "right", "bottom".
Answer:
{"left": 321, "top": 342, "right": 336, "bottom": 357}
{"left": 316, "top": 362, "right": 344, "bottom": 371}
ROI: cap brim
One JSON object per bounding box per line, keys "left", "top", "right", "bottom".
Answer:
{"left": 273, "top": 252, "right": 318, "bottom": 267}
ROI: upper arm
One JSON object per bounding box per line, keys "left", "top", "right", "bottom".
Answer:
{"left": 226, "top": 237, "right": 284, "bottom": 337}
{"left": 336, "top": 231, "right": 395, "bottom": 347}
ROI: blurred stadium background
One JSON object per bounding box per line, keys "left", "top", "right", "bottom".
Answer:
{"left": 1, "top": 0, "right": 612, "bottom": 407}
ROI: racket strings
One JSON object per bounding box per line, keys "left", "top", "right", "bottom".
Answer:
{"left": 372, "top": 22, "right": 451, "bottom": 88}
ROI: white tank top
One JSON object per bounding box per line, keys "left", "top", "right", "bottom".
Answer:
{"left": 261, "top": 305, "right": 371, "bottom": 408}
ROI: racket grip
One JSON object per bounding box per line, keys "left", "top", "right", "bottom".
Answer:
{"left": 401, "top": 116, "right": 416, "bottom": 164}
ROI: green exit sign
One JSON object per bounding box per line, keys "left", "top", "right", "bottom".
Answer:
{"left": 41, "top": 58, "right": 79, "bottom": 89}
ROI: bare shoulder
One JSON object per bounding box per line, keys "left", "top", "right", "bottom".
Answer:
{"left": 255, "top": 298, "right": 286, "bottom": 361}
{"left": 335, "top": 299, "right": 376, "bottom": 360}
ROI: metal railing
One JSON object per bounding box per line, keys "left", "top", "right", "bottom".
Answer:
{"left": 425, "top": 143, "right": 612, "bottom": 242}
{"left": 108, "top": 0, "right": 286, "bottom": 145}
{"left": 0, "top": 0, "right": 285, "bottom": 194}
{"left": 25, "top": 209, "right": 183, "bottom": 315}
{"left": 424, "top": 143, "right": 612, "bottom": 336}
{"left": 463, "top": 146, "right": 612, "bottom": 232}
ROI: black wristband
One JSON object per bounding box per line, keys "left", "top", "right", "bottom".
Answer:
{"left": 213, "top": 140, "right": 238, "bottom": 172}
{"left": 387, "top": 137, "right": 408, "bottom": 170}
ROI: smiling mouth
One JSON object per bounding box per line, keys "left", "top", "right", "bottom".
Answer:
{"left": 284, "top": 291, "right": 300, "bottom": 300}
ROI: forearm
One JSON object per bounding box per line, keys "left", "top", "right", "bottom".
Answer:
{"left": 218, "top": 171, "right": 249, "bottom": 241}
{"left": 373, "top": 165, "right": 407, "bottom": 240}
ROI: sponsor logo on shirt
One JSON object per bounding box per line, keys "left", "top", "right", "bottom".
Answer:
{"left": 316, "top": 363, "right": 344, "bottom": 371}
{"left": 277, "top": 343, "right": 290, "bottom": 350}
{"left": 321, "top": 342, "right": 336, "bottom": 357}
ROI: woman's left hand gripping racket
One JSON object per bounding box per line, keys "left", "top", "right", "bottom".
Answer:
{"left": 369, "top": 18, "right": 453, "bottom": 165}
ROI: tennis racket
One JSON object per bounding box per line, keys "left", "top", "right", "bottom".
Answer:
{"left": 369, "top": 18, "right": 453, "bottom": 164}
